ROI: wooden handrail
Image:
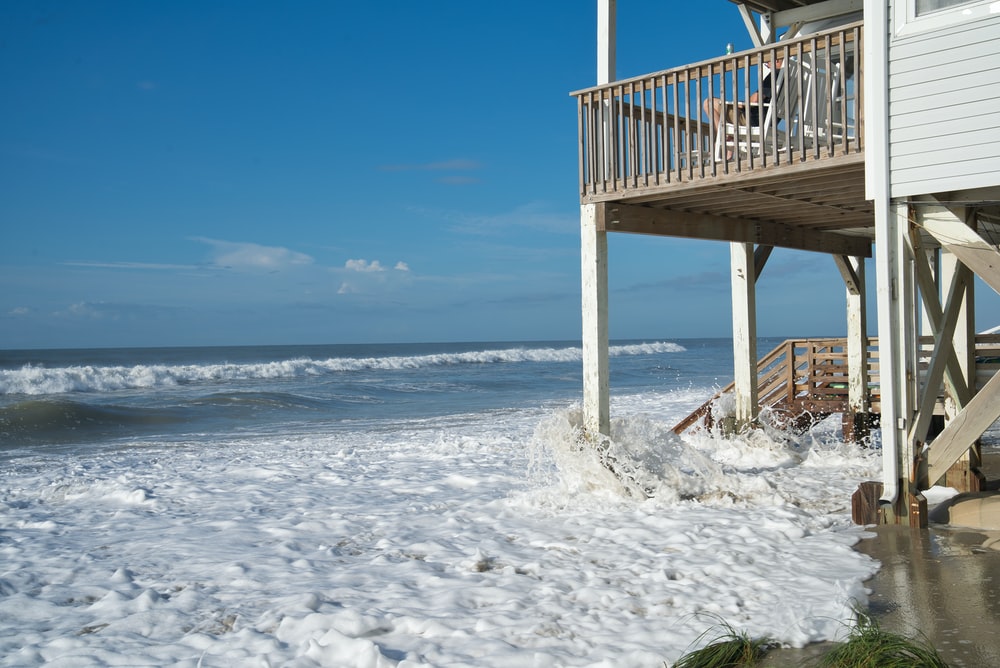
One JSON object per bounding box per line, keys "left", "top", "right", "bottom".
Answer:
{"left": 671, "top": 337, "right": 862, "bottom": 434}
{"left": 671, "top": 334, "right": 999, "bottom": 435}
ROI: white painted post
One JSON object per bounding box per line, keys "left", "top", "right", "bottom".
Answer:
{"left": 597, "top": 0, "right": 615, "bottom": 184}
{"left": 597, "top": 0, "right": 616, "bottom": 85}
{"left": 874, "top": 199, "right": 904, "bottom": 505}
{"left": 883, "top": 203, "right": 921, "bottom": 497}
{"left": 900, "top": 205, "right": 920, "bottom": 485}
{"left": 864, "top": 0, "right": 904, "bottom": 507}
{"left": 581, "top": 203, "right": 610, "bottom": 437}
{"left": 845, "top": 256, "right": 869, "bottom": 415}
{"left": 578, "top": 0, "right": 615, "bottom": 438}
{"left": 731, "top": 242, "right": 758, "bottom": 429}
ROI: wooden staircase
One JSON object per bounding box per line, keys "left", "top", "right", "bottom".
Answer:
{"left": 673, "top": 335, "right": 1000, "bottom": 436}
{"left": 672, "top": 337, "right": 878, "bottom": 435}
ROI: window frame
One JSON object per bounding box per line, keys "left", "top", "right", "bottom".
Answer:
{"left": 894, "top": 0, "right": 997, "bottom": 36}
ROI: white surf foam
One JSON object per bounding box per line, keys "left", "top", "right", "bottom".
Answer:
{"left": 1, "top": 341, "right": 686, "bottom": 396}
{"left": 0, "top": 400, "right": 881, "bottom": 666}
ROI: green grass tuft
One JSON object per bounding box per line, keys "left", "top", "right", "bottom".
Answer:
{"left": 818, "top": 610, "right": 950, "bottom": 668}
{"left": 670, "top": 611, "right": 952, "bottom": 668}
{"left": 672, "top": 620, "right": 773, "bottom": 668}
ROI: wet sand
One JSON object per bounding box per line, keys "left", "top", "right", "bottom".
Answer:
{"left": 755, "top": 525, "right": 1000, "bottom": 667}
{"left": 853, "top": 524, "right": 1000, "bottom": 667}
{"left": 761, "top": 445, "right": 1000, "bottom": 668}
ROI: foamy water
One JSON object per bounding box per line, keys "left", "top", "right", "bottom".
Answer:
{"left": 0, "top": 340, "right": 882, "bottom": 666}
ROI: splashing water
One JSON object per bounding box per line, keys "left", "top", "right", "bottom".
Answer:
{"left": 529, "top": 406, "right": 880, "bottom": 517}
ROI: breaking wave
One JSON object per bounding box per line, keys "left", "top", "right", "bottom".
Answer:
{"left": 1, "top": 342, "right": 685, "bottom": 396}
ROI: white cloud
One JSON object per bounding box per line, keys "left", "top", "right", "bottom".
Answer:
{"left": 193, "top": 238, "right": 314, "bottom": 271}
{"left": 345, "top": 259, "right": 386, "bottom": 273}
{"left": 333, "top": 259, "right": 413, "bottom": 297}
{"left": 9, "top": 306, "right": 31, "bottom": 316}
{"left": 69, "top": 302, "right": 99, "bottom": 316}
{"left": 44, "top": 301, "right": 191, "bottom": 326}
{"left": 54, "top": 302, "right": 106, "bottom": 320}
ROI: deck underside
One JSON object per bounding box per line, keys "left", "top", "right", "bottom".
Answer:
{"left": 587, "top": 153, "right": 874, "bottom": 256}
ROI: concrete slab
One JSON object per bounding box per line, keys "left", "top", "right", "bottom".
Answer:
{"left": 929, "top": 492, "right": 1000, "bottom": 531}
{"left": 853, "top": 524, "right": 1000, "bottom": 667}
{"left": 763, "top": 447, "right": 1000, "bottom": 667}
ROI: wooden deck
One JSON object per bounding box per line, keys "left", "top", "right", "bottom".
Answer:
{"left": 571, "top": 21, "right": 873, "bottom": 257}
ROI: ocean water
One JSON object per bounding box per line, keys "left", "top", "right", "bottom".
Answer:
{"left": 0, "top": 339, "right": 883, "bottom": 666}
{"left": 0, "top": 340, "right": 724, "bottom": 457}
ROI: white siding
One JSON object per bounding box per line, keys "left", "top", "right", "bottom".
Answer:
{"left": 888, "top": 7, "right": 1000, "bottom": 198}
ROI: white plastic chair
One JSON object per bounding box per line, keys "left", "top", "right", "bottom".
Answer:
{"left": 714, "top": 57, "right": 801, "bottom": 162}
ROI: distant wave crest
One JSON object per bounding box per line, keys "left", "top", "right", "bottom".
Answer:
{"left": 0, "top": 342, "right": 685, "bottom": 396}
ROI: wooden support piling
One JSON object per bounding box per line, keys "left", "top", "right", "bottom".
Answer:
{"left": 852, "top": 481, "right": 928, "bottom": 528}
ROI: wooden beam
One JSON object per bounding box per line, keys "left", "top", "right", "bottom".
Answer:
{"left": 941, "top": 239, "right": 976, "bottom": 419}
{"left": 738, "top": 4, "right": 765, "bottom": 47}
{"left": 655, "top": 189, "right": 871, "bottom": 223}
{"left": 919, "top": 215, "right": 1000, "bottom": 296}
{"left": 754, "top": 245, "right": 774, "bottom": 281}
{"left": 908, "top": 253, "right": 969, "bottom": 448}
{"left": 909, "top": 232, "right": 973, "bottom": 405}
{"left": 707, "top": 201, "right": 872, "bottom": 224}
{"left": 755, "top": 180, "right": 866, "bottom": 203}
{"left": 604, "top": 203, "right": 872, "bottom": 256}
{"left": 773, "top": 0, "right": 864, "bottom": 30}
{"left": 928, "top": 371, "right": 1000, "bottom": 485}
{"left": 729, "top": 185, "right": 872, "bottom": 220}
{"left": 833, "top": 254, "right": 863, "bottom": 294}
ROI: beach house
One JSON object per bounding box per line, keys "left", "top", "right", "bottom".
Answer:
{"left": 573, "top": 0, "right": 1000, "bottom": 525}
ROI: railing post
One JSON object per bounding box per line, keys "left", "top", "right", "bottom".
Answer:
{"left": 785, "top": 341, "right": 796, "bottom": 405}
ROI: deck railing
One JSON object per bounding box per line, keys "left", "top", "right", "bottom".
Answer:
{"left": 571, "top": 21, "right": 864, "bottom": 199}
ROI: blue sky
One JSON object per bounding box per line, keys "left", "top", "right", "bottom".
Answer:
{"left": 3, "top": 1, "right": 997, "bottom": 349}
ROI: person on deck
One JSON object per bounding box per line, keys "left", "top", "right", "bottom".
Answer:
{"left": 703, "top": 58, "right": 783, "bottom": 134}
{"left": 702, "top": 57, "right": 784, "bottom": 160}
